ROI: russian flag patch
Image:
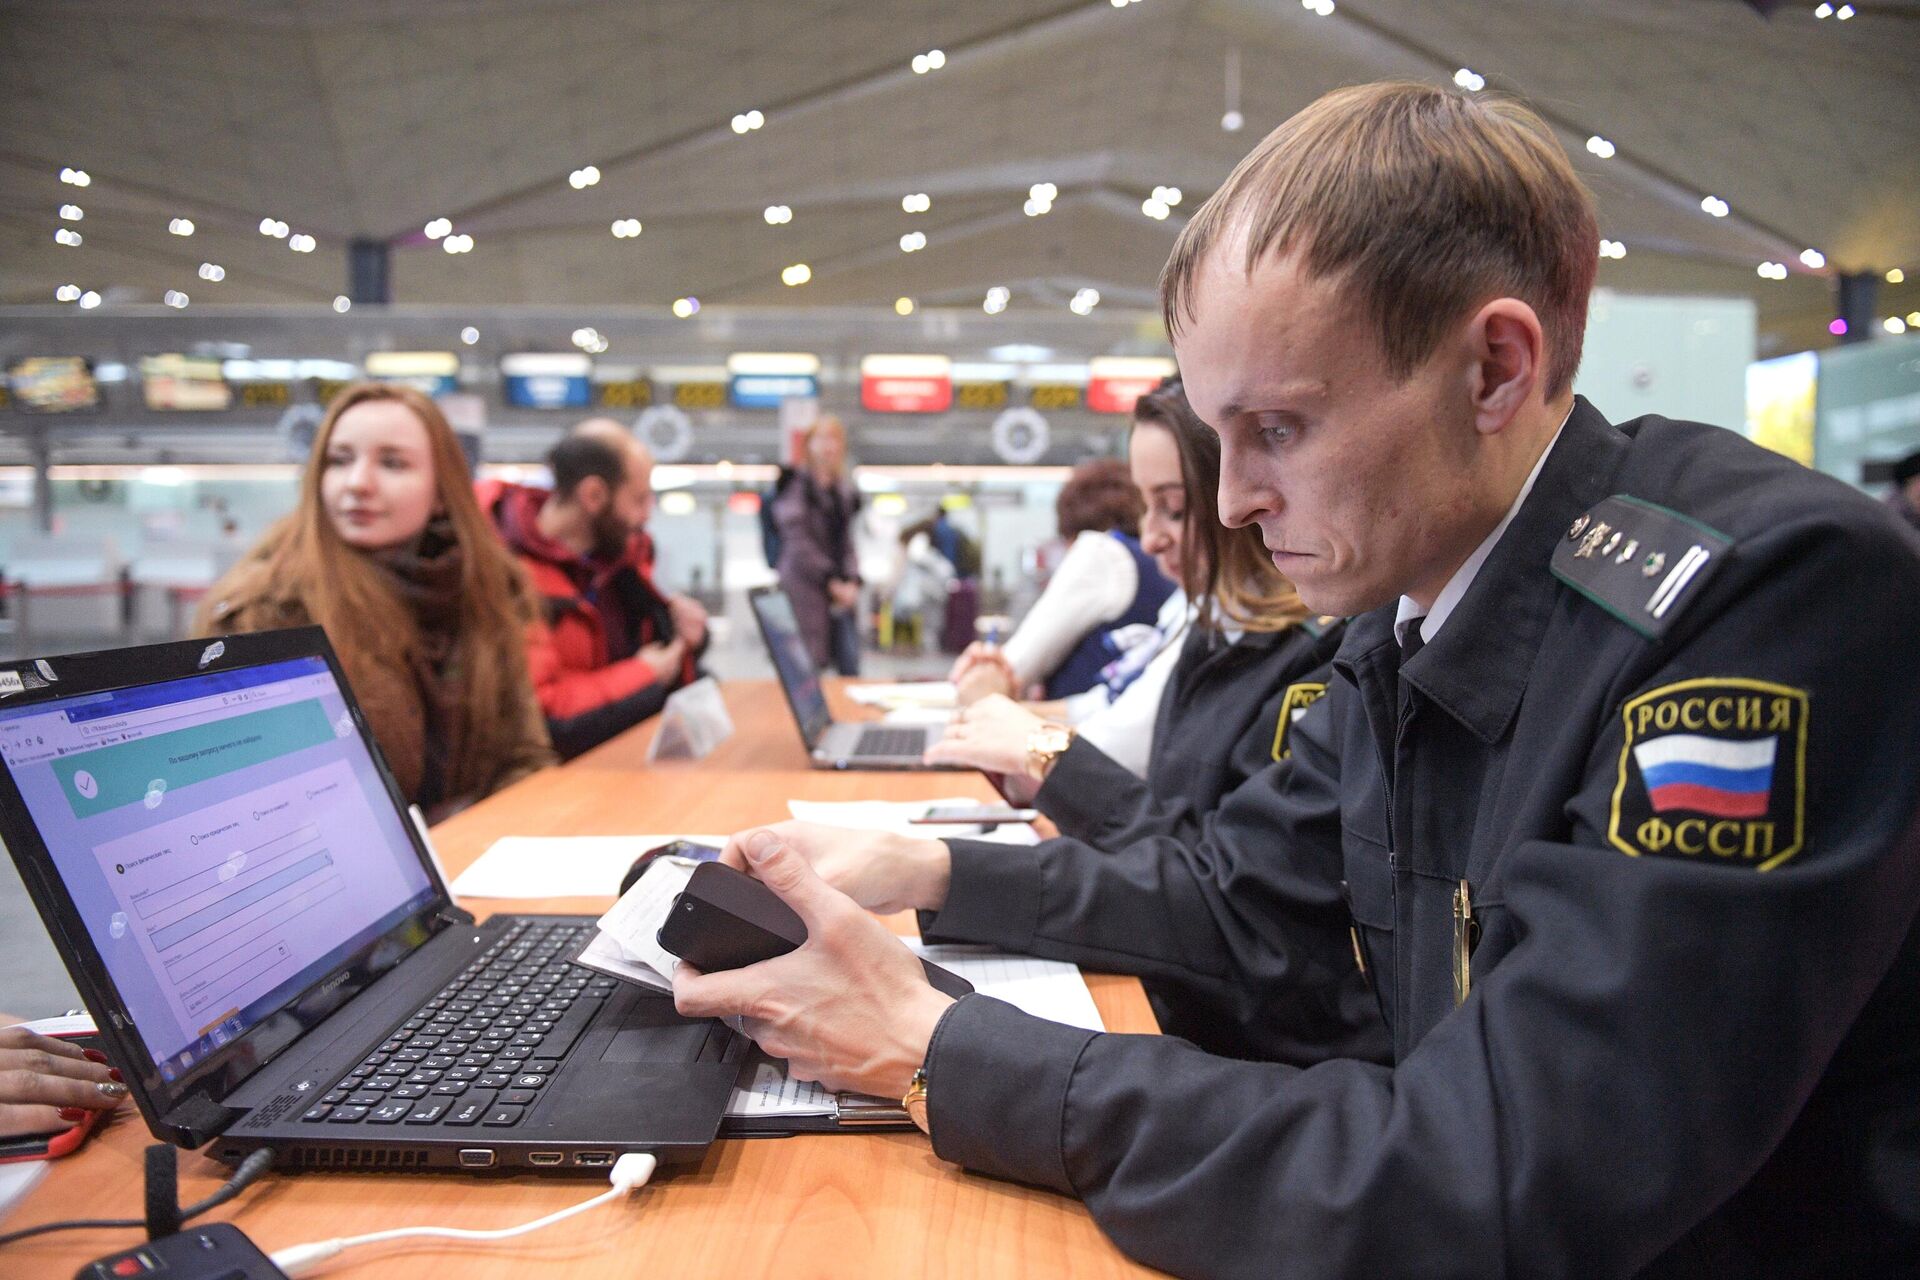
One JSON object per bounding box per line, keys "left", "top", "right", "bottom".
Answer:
{"left": 1608, "top": 678, "right": 1809, "bottom": 870}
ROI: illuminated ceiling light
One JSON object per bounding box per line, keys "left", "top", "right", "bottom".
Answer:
{"left": 1142, "top": 196, "right": 1170, "bottom": 220}
{"left": 763, "top": 204, "right": 792, "bottom": 225}
{"left": 671, "top": 296, "right": 700, "bottom": 318}
{"left": 1699, "top": 195, "right": 1730, "bottom": 218}
{"left": 611, "top": 218, "right": 643, "bottom": 237}
{"left": 197, "top": 262, "right": 225, "bottom": 281}
{"left": 1598, "top": 239, "right": 1626, "bottom": 259}
{"left": 55, "top": 284, "right": 80, "bottom": 302}
{"left": 1800, "top": 248, "right": 1826, "bottom": 269}
{"left": 911, "top": 53, "right": 928, "bottom": 73}
{"left": 1757, "top": 261, "right": 1788, "bottom": 280}
{"left": 983, "top": 285, "right": 1010, "bottom": 315}
{"left": 1907, "top": 311, "right": 1920, "bottom": 327}
{"left": 781, "top": 262, "right": 812, "bottom": 286}
{"left": 730, "top": 109, "right": 766, "bottom": 134}
{"left": 332, "top": 295, "right": 351, "bottom": 313}
{"left": 571, "top": 326, "right": 606, "bottom": 351}
{"left": 1030, "top": 182, "right": 1058, "bottom": 201}
{"left": 1068, "top": 287, "right": 1101, "bottom": 316}
{"left": 441, "top": 233, "right": 474, "bottom": 254}
{"left": 902, "top": 193, "right": 930, "bottom": 213}
{"left": 288, "top": 232, "right": 317, "bottom": 253}
{"left": 1836, "top": 3, "right": 1854, "bottom": 17}
{"left": 54, "top": 228, "right": 82, "bottom": 246}
{"left": 1299, "top": 0, "right": 1334, "bottom": 12}
{"left": 1585, "top": 135, "right": 1616, "bottom": 159}
{"left": 1221, "top": 109, "right": 1244, "bottom": 132}
{"left": 260, "top": 217, "right": 289, "bottom": 238}
{"left": 59, "top": 204, "right": 83, "bottom": 220}
{"left": 1829, "top": 318, "right": 1848, "bottom": 336}
{"left": 1887, "top": 268, "right": 1906, "bottom": 284}
{"left": 78, "top": 290, "right": 102, "bottom": 309}
{"left": 60, "top": 167, "right": 91, "bottom": 186}
{"left": 1886, "top": 316, "right": 1908, "bottom": 335}
{"left": 895, "top": 296, "right": 915, "bottom": 316}
{"left": 164, "top": 290, "right": 189, "bottom": 309}
{"left": 568, "top": 165, "right": 602, "bottom": 189}
{"left": 1150, "top": 186, "right": 1182, "bottom": 206}
{"left": 168, "top": 217, "right": 195, "bottom": 236}
{"left": 1453, "top": 67, "right": 1486, "bottom": 92}
{"left": 424, "top": 217, "right": 452, "bottom": 239}
{"left": 1814, "top": 2, "right": 1833, "bottom": 14}
{"left": 461, "top": 326, "right": 480, "bottom": 344}
{"left": 899, "top": 230, "right": 927, "bottom": 252}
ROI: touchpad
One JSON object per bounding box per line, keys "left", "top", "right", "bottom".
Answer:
{"left": 600, "top": 1023, "right": 712, "bottom": 1063}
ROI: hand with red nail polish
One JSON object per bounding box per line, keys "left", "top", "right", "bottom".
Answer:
{"left": 0, "top": 1025, "right": 124, "bottom": 1138}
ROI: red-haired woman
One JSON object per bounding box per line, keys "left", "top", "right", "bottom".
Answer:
{"left": 196, "top": 382, "right": 555, "bottom": 820}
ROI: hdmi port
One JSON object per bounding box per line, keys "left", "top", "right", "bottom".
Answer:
{"left": 527, "top": 1151, "right": 564, "bottom": 1166}
{"left": 574, "top": 1151, "right": 614, "bottom": 1167}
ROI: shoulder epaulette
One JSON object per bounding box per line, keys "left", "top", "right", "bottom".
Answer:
{"left": 1550, "top": 494, "right": 1731, "bottom": 639}
{"left": 1298, "top": 614, "right": 1343, "bottom": 639}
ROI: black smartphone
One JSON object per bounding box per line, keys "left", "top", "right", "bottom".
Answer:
{"left": 657, "top": 862, "right": 974, "bottom": 999}
{"left": 619, "top": 838, "right": 722, "bottom": 897}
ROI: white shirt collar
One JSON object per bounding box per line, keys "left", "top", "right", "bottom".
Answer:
{"left": 1395, "top": 406, "right": 1573, "bottom": 647}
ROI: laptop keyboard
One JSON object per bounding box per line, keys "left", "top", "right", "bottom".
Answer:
{"left": 850, "top": 727, "right": 925, "bottom": 759}
{"left": 298, "top": 921, "right": 614, "bottom": 1130}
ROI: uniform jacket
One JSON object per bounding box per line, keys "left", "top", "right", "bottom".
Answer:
{"left": 919, "top": 399, "right": 1920, "bottom": 1278}
{"left": 1044, "top": 531, "right": 1178, "bottom": 700}
{"left": 1036, "top": 614, "right": 1373, "bottom": 1060}
{"left": 485, "top": 480, "right": 701, "bottom": 758}
{"left": 771, "top": 471, "right": 860, "bottom": 669}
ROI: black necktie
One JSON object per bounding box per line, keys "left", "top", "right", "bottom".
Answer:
{"left": 1400, "top": 619, "right": 1427, "bottom": 665}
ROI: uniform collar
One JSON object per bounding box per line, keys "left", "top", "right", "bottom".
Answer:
{"left": 1340, "top": 397, "right": 1630, "bottom": 744}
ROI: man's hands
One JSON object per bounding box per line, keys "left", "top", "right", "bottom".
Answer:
{"left": 829, "top": 579, "right": 862, "bottom": 611}
{"left": 673, "top": 832, "right": 953, "bottom": 1100}
{"left": 947, "top": 642, "right": 1018, "bottom": 706}
{"left": 668, "top": 594, "right": 709, "bottom": 649}
{"left": 0, "top": 1026, "right": 125, "bottom": 1139}
{"left": 717, "top": 820, "right": 951, "bottom": 915}
{"left": 923, "top": 694, "right": 1051, "bottom": 780}
{"left": 636, "top": 636, "right": 689, "bottom": 680}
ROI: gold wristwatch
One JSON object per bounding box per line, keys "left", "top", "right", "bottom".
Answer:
{"left": 1025, "top": 722, "right": 1075, "bottom": 780}
{"left": 903, "top": 1066, "right": 930, "bottom": 1133}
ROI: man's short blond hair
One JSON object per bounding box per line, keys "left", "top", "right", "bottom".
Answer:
{"left": 1162, "top": 81, "right": 1599, "bottom": 398}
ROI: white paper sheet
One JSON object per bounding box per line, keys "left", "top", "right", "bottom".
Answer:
{"left": 449, "top": 835, "right": 726, "bottom": 898}
{"left": 592, "top": 856, "right": 699, "bottom": 984}
{"left": 786, "top": 799, "right": 1038, "bottom": 845}
{"left": 0, "top": 1161, "right": 48, "bottom": 1225}
{"left": 845, "top": 681, "right": 957, "bottom": 710}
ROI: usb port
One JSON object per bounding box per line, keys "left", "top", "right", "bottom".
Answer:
{"left": 574, "top": 1151, "right": 614, "bottom": 1167}
{"left": 527, "top": 1151, "right": 564, "bottom": 1166}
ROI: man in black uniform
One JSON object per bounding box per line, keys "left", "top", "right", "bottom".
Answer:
{"left": 675, "top": 81, "right": 1920, "bottom": 1277}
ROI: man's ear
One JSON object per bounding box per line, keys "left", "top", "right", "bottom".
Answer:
{"left": 1465, "top": 297, "right": 1544, "bottom": 436}
{"left": 576, "top": 475, "right": 610, "bottom": 514}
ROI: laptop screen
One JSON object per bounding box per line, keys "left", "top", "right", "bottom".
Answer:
{"left": 0, "top": 654, "right": 436, "bottom": 1083}
{"left": 750, "top": 589, "right": 831, "bottom": 746}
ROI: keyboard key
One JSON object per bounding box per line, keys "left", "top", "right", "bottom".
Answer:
{"left": 423, "top": 1055, "right": 457, "bottom": 1070}
{"left": 391, "top": 1084, "right": 429, "bottom": 1100}
{"left": 404, "top": 1102, "right": 448, "bottom": 1124}
{"left": 512, "top": 1074, "right": 548, "bottom": 1090}
{"left": 481, "top": 1106, "right": 524, "bottom": 1127}
{"left": 321, "top": 1090, "right": 349, "bottom": 1106}
{"left": 369, "top": 1102, "right": 412, "bottom": 1124}
{"left": 301, "top": 1104, "right": 333, "bottom": 1122}
{"left": 445, "top": 1093, "right": 494, "bottom": 1126}
{"left": 432, "top": 1081, "right": 470, "bottom": 1096}
{"left": 478, "top": 1072, "right": 513, "bottom": 1089}
{"left": 445, "top": 1066, "right": 482, "bottom": 1082}
{"left": 527, "top": 1059, "right": 561, "bottom": 1076}
{"left": 368, "top": 1075, "right": 403, "bottom": 1091}
{"left": 326, "top": 1106, "right": 370, "bottom": 1123}
{"left": 501, "top": 1089, "right": 538, "bottom": 1106}
{"left": 346, "top": 1091, "right": 385, "bottom": 1107}
{"left": 404, "top": 1069, "right": 443, "bottom": 1085}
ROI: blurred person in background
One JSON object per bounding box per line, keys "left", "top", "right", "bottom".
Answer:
{"left": 771, "top": 415, "right": 863, "bottom": 674}
{"left": 950, "top": 457, "right": 1176, "bottom": 702}
{"left": 482, "top": 420, "right": 708, "bottom": 758}
{"left": 197, "top": 383, "right": 554, "bottom": 821}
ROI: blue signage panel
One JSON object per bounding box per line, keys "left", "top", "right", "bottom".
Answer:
{"left": 504, "top": 373, "right": 591, "bottom": 409}
{"left": 729, "top": 373, "right": 818, "bottom": 409}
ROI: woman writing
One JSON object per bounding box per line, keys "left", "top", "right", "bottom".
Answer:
{"left": 197, "top": 383, "right": 555, "bottom": 821}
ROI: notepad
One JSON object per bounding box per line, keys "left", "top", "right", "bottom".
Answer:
{"left": 787, "top": 798, "right": 1039, "bottom": 845}
{"left": 845, "top": 681, "right": 957, "bottom": 710}
{"left": 723, "top": 940, "right": 1104, "bottom": 1122}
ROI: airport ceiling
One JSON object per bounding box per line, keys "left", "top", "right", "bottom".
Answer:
{"left": 2, "top": 0, "right": 1917, "bottom": 356}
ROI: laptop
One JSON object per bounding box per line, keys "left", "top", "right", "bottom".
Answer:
{"left": 0, "top": 627, "right": 742, "bottom": 1174}
{"left": 746, "top": 586, "right": 955, "bottom": 770}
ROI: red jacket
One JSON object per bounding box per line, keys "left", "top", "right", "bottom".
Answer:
{"left": 480, "top": 479, "right": 697, "bottom": 722}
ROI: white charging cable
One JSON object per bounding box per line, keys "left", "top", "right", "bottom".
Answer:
{"left": 269, "top": 1151, "right": 657, "bottom": 1277}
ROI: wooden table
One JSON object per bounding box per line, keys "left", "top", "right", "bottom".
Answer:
{"left": 8, "top": 680, "right": 1161, "bottom": 1278}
